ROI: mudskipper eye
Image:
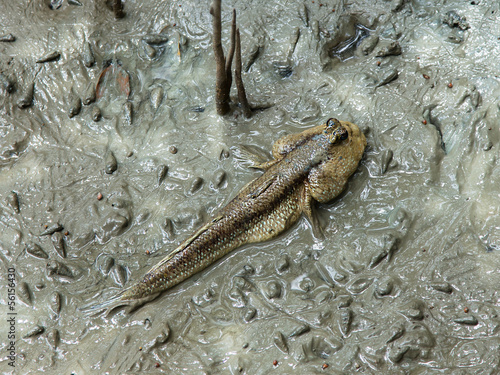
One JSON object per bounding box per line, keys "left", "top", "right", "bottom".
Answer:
{"left": 326, "top": 118, "right": 340, "bottom": 128}
{"left": 340, "top": 129, "right": 348, "bottom": 140}
{"left": 330, "top": 126, "right": 349, "bottom": 144}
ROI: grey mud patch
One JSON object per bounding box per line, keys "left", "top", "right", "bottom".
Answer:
{"left": 1, "top": 0, "right": 500, "bottom": 373}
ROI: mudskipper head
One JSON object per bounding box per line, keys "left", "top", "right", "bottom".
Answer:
{"left": 322, "top": 118, "right": 367, "bottom": 168}
{"left": 305, "top": 117, "right": 367, "bottom": 203}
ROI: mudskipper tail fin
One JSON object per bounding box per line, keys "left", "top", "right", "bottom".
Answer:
{"left": 79, "top": 289, "right": 130, "bottom": 317}
{"left": 80, "top": 289, "right": 161, "bottom": 317}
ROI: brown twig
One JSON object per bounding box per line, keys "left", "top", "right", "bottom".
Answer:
{"left": 112, "top": 0, "right": 125, "bottom": 19}
{"left": 235, "top": 29, "right": 251, "bottom": 118}
{"left": 225, "top": 9, "right": 236, "bottom": 91}
{"left": 210, "top": 0, "right": 230, "bottom": 115}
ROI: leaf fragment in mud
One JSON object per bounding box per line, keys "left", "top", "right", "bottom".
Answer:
{"left": 51, "top": 231, "right": 66, "bottom": 258}
{"left": 0, "top": 33, "right": 15, "bottom": 42}
{"left": 274, "top": 332, "right": 289, "bottom": 353}
{"left": 50, "top": 291, "right": 62, "bottom": 314}
{"left": 18, "top": 282, "right": 32, "bottom": 305}
{"left": 454, "top": 316, "right": 478, "bottom": 326}
{"left": 24, "top": 325, "right": 45, "bottom": 338}
{"left": 96, "top": 62, "right": 130, "bottom": 99}
{"left": 26, "top": 243, "right": 48, "bottom": 259}
{"left": 339, "top": 308, "right": 353, "bottom": 336}
{"left": 7, "top": 192, "right": 20, "bottom": 212}
{"left": 40, "top": 222, "right": 63, "bottom": 236}
{"left": 36, "top": 51, "right": 60, "bottom": 63}
{"left": 289, "top": 323, "right": 310, "bottom": 337}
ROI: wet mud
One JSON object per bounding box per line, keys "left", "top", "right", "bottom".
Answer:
{"left": 1, "top": 0, "right": 500, "bottom": 373}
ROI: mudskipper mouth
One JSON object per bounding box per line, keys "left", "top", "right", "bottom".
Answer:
{"left": 339, "top": 121, "right": 367, "bottom": 156}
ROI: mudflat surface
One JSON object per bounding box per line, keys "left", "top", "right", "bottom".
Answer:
{"left": 1, "top": 0, "right": 499, "bottom": 373}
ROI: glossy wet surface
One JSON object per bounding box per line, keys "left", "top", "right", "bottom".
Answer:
{"left": 1, "top": 0, "right": 499, "bottom": 373}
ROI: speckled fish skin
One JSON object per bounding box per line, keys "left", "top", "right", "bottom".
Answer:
{"left": 120, "top": 118, "right": 366, "bottom": 300}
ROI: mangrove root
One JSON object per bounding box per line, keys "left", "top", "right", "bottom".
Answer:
{"left": 210, "top": 0, "right": 251, "bottom": 117}
{"left": 112, "top": 0, "right": 125, "bottom": 19}
{"left": 235, "top": 29, "right": 251, "bottom": 118}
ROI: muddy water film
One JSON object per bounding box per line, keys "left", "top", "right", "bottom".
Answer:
{"left": 1, "top": 0, "right": 500, "bottom": 374}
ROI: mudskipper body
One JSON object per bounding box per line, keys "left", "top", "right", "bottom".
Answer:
{"left": 90, "top": 118, "right": 366, "bottom": 311}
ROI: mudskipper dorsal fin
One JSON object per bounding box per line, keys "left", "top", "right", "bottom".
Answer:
{"left": 233, "top": 145, "right": 276, "bottom": 170}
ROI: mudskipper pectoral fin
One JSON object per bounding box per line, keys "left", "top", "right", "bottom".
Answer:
{"left": 302, "top": 183, "right": 325, "bottom": 240}
{"left": 145, "top": 216, "right": 223, "bottom": 274}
